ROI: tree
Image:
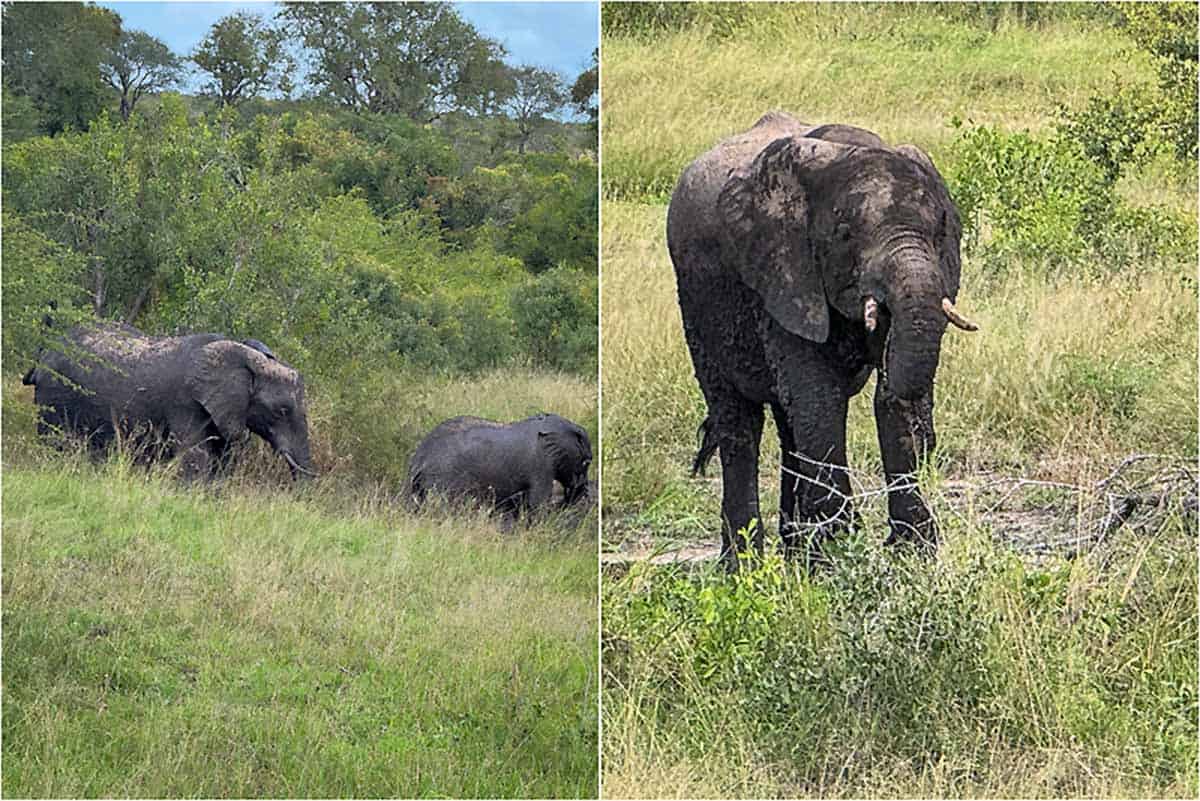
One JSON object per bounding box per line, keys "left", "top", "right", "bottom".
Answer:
{"left": 456, "top": 36, "right": 516, "bottom": 117}
{"left": 279, "top": 1, "right": 509, "bottom": 121}
{"left": 570, "top": 49, "right": 598, "bottom": 131}
{"left": 1, "top": 1, "right": 121, "bottom": 135}
{"left": 192, "top": 11, "right": 291, "bottom": 108}
{"left": 101, "top": 29, "right": 183, "bottom": 120}
{"left": 505, "top": 66, "right": 567, "bottom": 155}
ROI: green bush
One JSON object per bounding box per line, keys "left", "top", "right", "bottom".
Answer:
{"left": 604, "top": 518, "right": 1198, "bottom": 783}
{"left": 1055, "top": 82, "right": 1169, "bottom": 183}
{"left": 1116, "top": 2, "right": 1198, "bottom": 164}
{"left": 949, "top": 123, "right": 1111, "bottom": 268}
{"left": 947, "top": 121, "right": 1193, "bottom": 277}
{"left": 511, "top": 266, "right": 598, "bottom": 373}
{"left": 0, "top": 212, "right": 91, "bottom": 367}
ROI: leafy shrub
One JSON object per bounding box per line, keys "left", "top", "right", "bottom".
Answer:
{"left": 1055, "top": 82, "right": 1169, "bottom": 183}
{"left": 0, "top": 212, "right": 91, "bottom": 367}
{"left": 1115, "top": 2, "right": 1198, "bottom": 164}
{"left": 432, "top": 152, "right": 598, "bottom": 272}
{"left": 511, "top": 266, "right": 598, "bottom": 373}
{"left": 947, "top": 121, "right": 1193, "bottom": 278}
{"left": 949, "top": 123, "right": 1111, "bottom": 268}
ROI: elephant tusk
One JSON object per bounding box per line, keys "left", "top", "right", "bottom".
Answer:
{"left": 863, "top": 297, "right": 879, "bottom": 333}
{"left": 941, "top": 297, "right": 979, "bottom": 332}
{"left": 283, "top": 451, "right": 319, "bottom": 477}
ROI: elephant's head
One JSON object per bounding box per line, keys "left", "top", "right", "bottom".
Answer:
{"left": 718, "top": 135, "right": 977, "bottom": 401}
{"left": 188, "top": 341, "right": 315, "bottom": 477}
{"left": 537, "top": 415, "right": 593, "bottom": 506}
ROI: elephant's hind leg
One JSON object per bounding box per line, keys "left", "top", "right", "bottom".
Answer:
{"left": 709, "top": 394, "right": 765, "bottom": 572}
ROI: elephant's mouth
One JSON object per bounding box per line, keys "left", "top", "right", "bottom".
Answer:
{"left": 863, "top": 298, "right": 894, "bottom": 382}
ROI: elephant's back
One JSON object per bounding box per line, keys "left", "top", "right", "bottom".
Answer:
{"left": 407, "top": 417, "right": 528, "bottom": 505}
{"left": 408, "top": 417, "right": 503, "bottom": 480}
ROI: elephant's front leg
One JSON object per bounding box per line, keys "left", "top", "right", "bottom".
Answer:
{"left": 711, "top": 397, "right": 764, "bottom": 572}
{"left": 507, "top": 475, "right": 553, "bottom": 529}
{"left": 170, "top": 415, "right": 218, "bottom": 482}
{"left": 781, "top": 392, "right": 854, "bottom": 567}
{"left": 874, "top": 381, "right": 937, "bottom": 548}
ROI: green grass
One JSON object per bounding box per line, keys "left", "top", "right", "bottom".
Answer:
{"left": 600, "top": 4, "right": 1198, "bottom": 797}
{"left": 2, "top": 456, "right": 597, "bottom": 797}
{"left": 603, "top": 516, "right": 1198, "bottom": 798}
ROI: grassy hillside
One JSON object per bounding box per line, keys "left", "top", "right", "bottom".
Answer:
{"left": 600, "top": 4, "right": 1197, "bottom": 797}
{"left": 601, "top": 3, "right": 1157, "bottom": 200}
{"left": 2, "top": 457, "right": 597, "bottom": 798}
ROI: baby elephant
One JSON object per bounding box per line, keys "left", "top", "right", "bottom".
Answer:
{"left": 407, "top": 413, "right": 592, "bottom": 525}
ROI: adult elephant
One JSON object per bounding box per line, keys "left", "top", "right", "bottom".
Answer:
{"left": 23, "top": 322, "right": 315, "bottom": 480}
{"left": 667, "top": 111, "right": 978, "bottom": 570}
{"left": 407, "top": 413, "right": 592, "bottom": 525}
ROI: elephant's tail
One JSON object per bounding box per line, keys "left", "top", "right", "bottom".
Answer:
{"left": 691, "top": 417, "right": 719, "bottom": 477}
{"left": 21, "top": 366, "right": 38, "bottom": 386}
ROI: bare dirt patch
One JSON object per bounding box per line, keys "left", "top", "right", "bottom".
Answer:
{"left": 604, "top": 454, "right": 1197, "bottom": 573}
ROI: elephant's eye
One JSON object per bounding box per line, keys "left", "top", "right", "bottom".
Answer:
{"left": 278, "top": 406, "right": 290, "bottom": 417}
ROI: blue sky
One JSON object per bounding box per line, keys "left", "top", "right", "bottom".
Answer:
{"left": 98, "top": 2, "right": 598, "bottom": 89}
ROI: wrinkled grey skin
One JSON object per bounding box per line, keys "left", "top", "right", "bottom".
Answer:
{"left": 408, "top": 413, "right": 593, "bottom": 525}
{"left": 23, "top": 323, "right": 314, "bottom": 480}
{"left": 667, "top": 112, "right": 970, "bottom": 570}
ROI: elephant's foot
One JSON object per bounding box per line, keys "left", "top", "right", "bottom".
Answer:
{"left": 719, "top": 521, "right": 764, "bottom": 573}
{"left": 882, "top": 514, "right": 938, "bottom": 552}
{"left": 781, "top": 504, "right": 858, "bottom": 571}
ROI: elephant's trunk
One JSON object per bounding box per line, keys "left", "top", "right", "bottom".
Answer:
{"left": 882, "top": 253, "right": 948, "bottom": 401}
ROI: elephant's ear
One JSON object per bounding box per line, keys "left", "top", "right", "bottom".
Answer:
{"left": 187, "top": 341, "right": 259, "bottom": 441}
{"left": 537, "top": 423, "right": 589, "bottom": 467}
{"left": 717, "top": 136, "right": 830, "bottom": 343}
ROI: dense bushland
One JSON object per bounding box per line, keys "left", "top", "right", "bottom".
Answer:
{"left": 600, "top": 3, "right": 1196, "bottom": 796}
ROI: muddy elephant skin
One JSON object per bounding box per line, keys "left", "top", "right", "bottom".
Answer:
{"left": 407, "top": 413, "right": 593, "bottom": 524}
{"left": 23, "top": 322, "right": 314, "bottom": 480}
{"left": 667, "top": 111, "right": 977, "bottom": 569}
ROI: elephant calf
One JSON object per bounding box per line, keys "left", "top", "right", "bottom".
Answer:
{"left": 407, "top": 413, "right": 593, "bottom": 526}
{"left": 23, "top": 322, "right": 315, "bottom": 480}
